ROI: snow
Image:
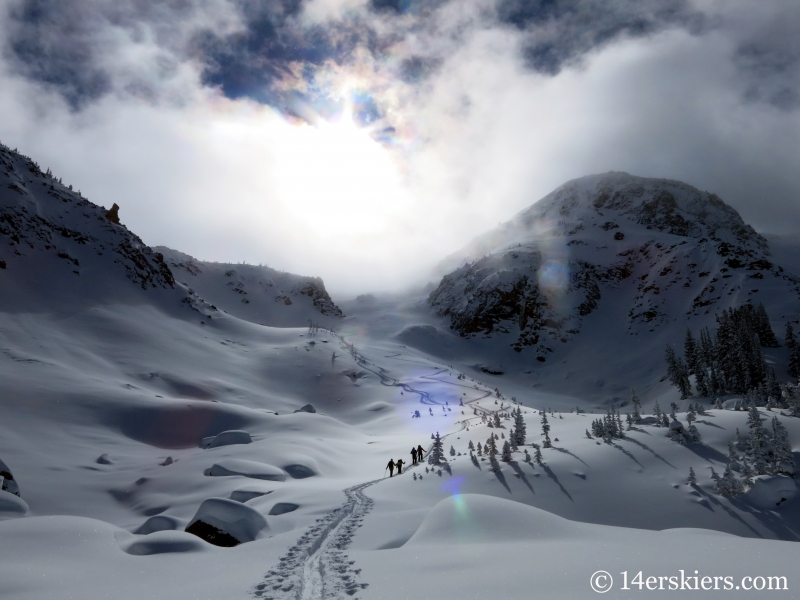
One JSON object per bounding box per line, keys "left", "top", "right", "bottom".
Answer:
{"left": 2, "top": 143, "right": 800, "bottom": 598}
{"left": 207, "top": 459, "right": 287, "bottom": 481}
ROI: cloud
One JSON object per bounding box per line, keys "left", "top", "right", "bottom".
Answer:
{"left": 0, "top": 0, "right": 799, "bottom": 296}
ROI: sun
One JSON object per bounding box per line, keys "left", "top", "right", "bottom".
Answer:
{"left": 271, "top": 107, "right": 407, "bottom": 240}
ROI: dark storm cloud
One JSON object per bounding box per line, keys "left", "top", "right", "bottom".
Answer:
{"left": 1, "top": 0, "right": 712, "bottom": 114}
{"left": 732, "top": 6, "right": 800, "bottom": 112}
{"left": 497, "top": 0, "right": 707, "bottom": 75}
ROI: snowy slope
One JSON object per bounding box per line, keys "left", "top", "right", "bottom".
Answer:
{"left": 156, "top": 247, "right": 343, "bottom": 327}
{"left": 2, "top": 147, "right": 799, "bottom": 600}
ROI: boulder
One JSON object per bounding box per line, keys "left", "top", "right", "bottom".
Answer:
{"left": 294, "top": 404, "right": 316, "bottom": 414}
{"left": 208, "top": 430, "right": 252, "bottom": 448}
{"left": 206, "top": 459, "right": 286, "bottom": 481}
{"left": 185, "top": 498, "right": 267, "bottom": 547}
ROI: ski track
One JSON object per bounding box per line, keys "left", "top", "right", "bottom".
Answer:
{"left": 252, "top": 481, "right": 377, "bottom": 600}
{"left": 251, "top": 335, "right": 513, "bottom": 599}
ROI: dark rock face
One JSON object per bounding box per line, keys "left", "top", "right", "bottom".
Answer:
{"left": 293, "top": 280, "right": 344, "bottom": 317}
{"left": 429, "top": 172, "right": 800, "bottom": 358}
{"left": 105, "top": 203, "right": 120, "bottom": 224}
{"left": 185, "top": 520, "right": 240, "bottom": 547}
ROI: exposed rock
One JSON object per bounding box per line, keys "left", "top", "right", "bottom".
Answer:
{"left": 185, "top": 498, "right": 267, "bottom": 547}
{"left": 294, "top": 404, "right": 316, "bottom": 414}
{"left": 105, "top": 203, "right": 120, "bottom": 224}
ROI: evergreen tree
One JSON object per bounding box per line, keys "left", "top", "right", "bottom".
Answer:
{"left": 653, "top": 400, "right": 663, "bottom": 425}
{"left": 468, "top": 440, "right": 475, "bottom": 451}
{"left": 428, "top": 432, "right": 445, "bottom": 465}
{"left": 630, "top": 388, "right": 642, "bottom": 422}
{"left": 790, "top": 344, "right": 800, "bottom": 381}
{"left": 501, "top": 441, "right": 512, "bottom": 462}
{"left": 449, "top": 445, "right": 456, "bottom": 456}
{"left": 532, "top": 443, "right": 544, "bottom": 464}
{"left": 785, "top": 322, "right": 796, "bottom": 349}
{"left": 541, "top": 411, "right": 552, "bottom": 448}
{"left": 476, "top": 442, "right": 483, "bottom": 456}
{"left": 771, "top": 417, "right": 797, "bottom": 477}
{"left": 755, "top": 304, "right": 780, "bottom": 347}
{"left": 493, "top": 412, "right": 501, "bottom": 428}
{"left": 485, "top": 434, "right": 498, "bottom": 458}
{"left": 687, "top": 467, "right": 697, "bottom": 486}
{"left": 745, "top": 406, "right": 771, "bottom": 475}
{"left": 685, "top": 329, "right": 699, "bottom": 375}
{"left": 513, "top": 407, "right": 527, "bottom": 445}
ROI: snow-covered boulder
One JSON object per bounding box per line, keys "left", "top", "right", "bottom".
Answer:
{"left": 134, "top": 514, "right": 184, "bottom": 535}
{"left": 0, "top": 489, "right": 28, "bottom": 517}
{"left": 206, "top": 459, "right": 286, "bottom": 481}
{"left": 0, "top": 458, "right": 20, "bottom": 497}
{"left": 185, "top": 498, "right": 267, "bottom": 547}
{"left": 283, "top": 463, "right": 317, "bottom": 479}
{"left": 268, "top": 502, "right": 299, "bottom": 515}
{"left": 743, "top": 475, "right": 798, "bottom": 509}
{"left": 208, "top": 430, "right": 252, "bottom": 448}
{"left": 96, "top": 453, "right": 113, "bottom": 465}
{"left": 294, "top": 404, "right": 316, "bottom": 414}
{"left": 230, "top": 487, "right": 273, "bottom": 503}
{"left": 125, "top": 530, "right": 207, "bottom": 555}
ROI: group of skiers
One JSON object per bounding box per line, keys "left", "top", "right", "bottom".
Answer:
{"left": 386, "top": 444, "right": 426, "bottom": 477}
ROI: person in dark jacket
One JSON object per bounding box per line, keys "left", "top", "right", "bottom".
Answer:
{"left": 387, "top": 459, "right": 395, "bottom": 477}
{"left": 395, "top": 458, "right": 404, "bottom": 474}
{"left": 411, "top": 447, "right": 418, "bottom": 465}
{"left": 417, "top": 444, "right": 425, "bottom": 462}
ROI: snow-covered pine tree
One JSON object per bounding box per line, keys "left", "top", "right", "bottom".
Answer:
{"left": 709, "top": 467, "right": 722, "bottom": 491}
{"left": 449, "top": 445, "right": 456, "bottom": 456}
{"left": 687, "top": 467, "right": 697, "bottom": 486}
{"left": 476, "top": 442, "right": 483, "bottom": 456}
{"left": 513, "top": 407, "right": 527, "bottom": 445}
{"left": 745, "top": 406, "right": 771, "bottom": 475}
{"left": 687, "top": 423, "right": 701, "bottom": 443}
{"left": 468, "top": 440, "right": 475, "bottom": 452}
{"left": 653, "top": 400, "right": 663, "bottom": 425}
{"left": 771, "top": 417, "right": 797, "bottom": 477}
{"left": 501, "top": 441, "right": 512, "bottom": 462}
{"left": 541, "top": 411, "right": 552, "bottom": 448}
{"left": 727, "top": 443, "right": 742, "bottom": 472}
{"left": 532, "top": 443, "right": 544, "bottom": 464}
{"left": 661, "top": 413, "right": 670, "bottom": 428}
{"left": 631, "top": 388, "right": 642, "bottom": 422}
{"left": 719, "top": 464, "right": 744, "bottom": 495}
{"left": 585, "top": 429, "right": 593, "bottom": 439}
{"left": 493, "top": 412, "right": 501, "bottom": 428}
{"left": 524, "top": 449, "right": 531, "bottom": 462}
{"left": 485, "top": 434, "right": 498, "bottom": 458}
{"left": 428, "top": 432, "right": 445, "bottom": 465}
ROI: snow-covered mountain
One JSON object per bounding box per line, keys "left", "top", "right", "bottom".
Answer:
{"left": 156, "top": 247, "right": 343, "bottom": 327}
{"left": 430, "top": 172, "right": 800, "bottom": 360}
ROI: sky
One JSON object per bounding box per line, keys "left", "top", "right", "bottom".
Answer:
{"left": 0, "top": 0, "right": 799, "bottom": 296}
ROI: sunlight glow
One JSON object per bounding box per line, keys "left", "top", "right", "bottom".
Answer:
{"left": 272, "top": 108, "right": 407, "bottom": 239}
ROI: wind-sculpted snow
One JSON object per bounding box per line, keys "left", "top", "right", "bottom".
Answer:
{"left": 430, "top": 172, "right": 800, "bottom": 360}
